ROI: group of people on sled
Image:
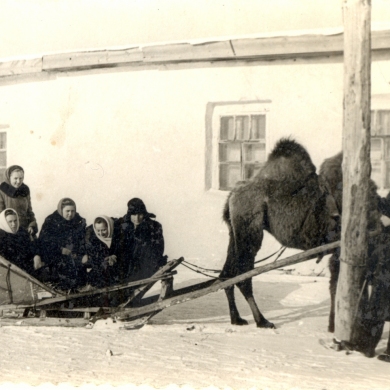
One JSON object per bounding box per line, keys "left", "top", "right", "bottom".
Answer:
{"left": 0, "top": 165, "right": 167, "bottom": 292}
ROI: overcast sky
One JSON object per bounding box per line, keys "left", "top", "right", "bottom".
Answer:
{"left": 1, "top": 0, "right": 390, "bottom": 59}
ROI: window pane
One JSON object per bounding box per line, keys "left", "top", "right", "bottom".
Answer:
{"left": 251, "top": 115, "right": 266, "bottom": 140}
{"left": 371, "top": 160, "right": 382, "bottom": 188}
{"left": 0, "top": 133, "right": 6, "bottom": 150}
{"left": 219, "top": 164, "right": 241, "bottom": 189}
{"left": 244, "top": 163, "right": 263, "bottom": 180}
{"left": 385, "top": 161, "right": 390, "bottom": 188}
{"left": 0, "top": 168, "right": 5, "bottom": 181}
{"left": 243, "top": 143, "right": 266, "bottom": 162}
{"left": 384, "top": 138, "right": 390, "bottom": 160}
{"left": 236, "top": 116, "right": 250, "bottom": 140}
{"left": 371, "top": 138, "right": 382, "bottom": 160}
{"left": 219, "top": 143, "right": 241, "bottom": 162}
{"left": 0, "top": 151, "right": 6, "bottom": 167}
{"left": 220, "top": 117, "right": 235, "bottom": 141}
{"left": 377, "top": 111, "right": 390, "bottom": 135}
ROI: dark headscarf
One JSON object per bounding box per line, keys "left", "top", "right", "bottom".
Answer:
{"left": 0, "top": 165, "right": 30, "bottom": 198}
{"left": 127, "top": 198, "right": 156, "bottom": 218}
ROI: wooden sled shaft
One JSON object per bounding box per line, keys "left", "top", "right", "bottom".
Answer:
{"left": 115, "top": 241, "right": 340, "bottom": 321}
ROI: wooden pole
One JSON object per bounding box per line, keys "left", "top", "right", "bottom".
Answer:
{"left": 335, "top": 0, "right": 371, "bottom": 342}
{"left": 115, "top": 241, "right": 340, "bottom": 321}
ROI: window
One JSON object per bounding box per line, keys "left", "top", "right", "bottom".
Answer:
{"left": 371, "top": 110, "right": 390, "bottom": 190}
{"left": 218, "top": 114, "right": 266, "bottom": 190}
{"left": 206, "top": 101, "right": 270, "bottom": 191}
{"left": 0, "top": 131, "right": 6, "bottom": 180}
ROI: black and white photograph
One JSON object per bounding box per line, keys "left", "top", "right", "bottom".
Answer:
{"left": 0, "top": 0, "right": 390, "bottom": 388}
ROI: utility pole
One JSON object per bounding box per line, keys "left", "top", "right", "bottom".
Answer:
{"left": 335, "top": 0, "right": 371, "bottom": 343}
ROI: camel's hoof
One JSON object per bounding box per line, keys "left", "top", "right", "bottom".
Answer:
{"left": 231, "top": 318, "right": 248, "bottom": 326}
{"left": 378, "top": 354, "right": 390, "bottom": 363}
{"left": 328, "top": 325, "right": 335, "bottom": 333}
{"left": 257, "top": 321, "right": 275, "bottom": 329}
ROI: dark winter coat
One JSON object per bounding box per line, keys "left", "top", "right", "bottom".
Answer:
{"left": 111, "top": 215, "right": 166, "bottom": 283}
{"left": 0, "top": 227, "right": 37, "bottom": 274}
{"left": 38, "top": 210, "right": 87, "bottom": 290}
{"left": 85, "top": 221, "right": 119, "bottom": 288}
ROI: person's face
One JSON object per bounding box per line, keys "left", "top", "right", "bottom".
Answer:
{"left": 9, "top": 171, "right": 24, "bottom": 188}
{"left": 95, "top": 222, "right": 108, "bottom": 238}
{"left": 131, "top": 213, "right": 144, "bottom": 227}
{"left": 6, "top": 214, "right": 18, "bottom": 233}
{"left": 62, "top": 206, "right": 76, "bottom": 221}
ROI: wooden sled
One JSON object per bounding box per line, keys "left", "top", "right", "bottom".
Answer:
{"left": 0, "top": 256, "right": 183, "bottom": 328}
{"left": 0, "top": 241, "right": 339, "bottom": 329}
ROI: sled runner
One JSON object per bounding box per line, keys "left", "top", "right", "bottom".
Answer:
{"left": 0, "top": 241, "right": 339, "bottom": 328}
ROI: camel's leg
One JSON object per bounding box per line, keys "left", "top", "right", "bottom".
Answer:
{"left": 231, "top": 207, "right": 274, "bottom": 329}
{"left": 221, "top": 233, "right": 249, "bottom": 326}
{"left": 236, "top": 279, "right": 275, "bottom": 329}
{"left": 224, "top": 286, "right": 248, "bottom": 325}
{"left": 378, "top": 326, "right": 390, "bottom": 361}
{"left": 328, "top": 251, "right": 340, "bottom": 333}
{"left": 221, "top": 190, "right": 269, "bottom": 327}
{"left": 385, "top": 326, "right": 390, "bottom": 355}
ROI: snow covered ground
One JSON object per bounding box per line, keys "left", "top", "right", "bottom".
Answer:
{"left": 0, "top": 272, "right": 389, "bottom": 390}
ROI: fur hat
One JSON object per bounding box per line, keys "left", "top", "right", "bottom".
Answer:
{"left": 127, "top": 198, "right": 156, "bottom": 218}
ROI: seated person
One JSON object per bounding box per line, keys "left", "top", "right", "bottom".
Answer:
{"left": 0, "top": 208, "right": 41, "bottom": 275}
{"left": 85, "top": 215, "right": 118, "bottom": 288}
{"left": 38, "top": 198, "right": 87, "bottom": 291}
{"left": 112, "top": 198, "right": 167, "bottom": 283}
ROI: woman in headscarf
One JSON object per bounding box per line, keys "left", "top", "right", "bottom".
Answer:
{"left": 38, "top": 198, "right": 87, "bottom": 291}
{"left": 0, "top": 165, "right": 38, "bottom": 237}
{"left": 85, "top": 215, "right": 119, "bottom": 288}
{"left": 0, "top": 208, "right": 41, "bottom": 275}
{"left": 112, "top": 198, "right": 167, "bottom": 283}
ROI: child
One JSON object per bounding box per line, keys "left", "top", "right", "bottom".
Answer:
{"left": 38, "top": 198, "right": 87, "bottom": 291}
{"left": 0, "top": 208, "right": 41, "bottom": 275}
{"left": 0, "top": 165, "right": 38, "bottom": 236}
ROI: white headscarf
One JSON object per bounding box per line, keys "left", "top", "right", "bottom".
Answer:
{"left": 93, "top": 215, "right": 114, "bottom": 248}
{"left": 0, "top": 208, "right": 20, "bottom": 234}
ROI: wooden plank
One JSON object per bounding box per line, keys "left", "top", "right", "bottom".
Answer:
{"left": 335, "top": 0, "right": 372, "bottom": 343}
{"left": 233, "top": 33, "right": 343, "bottom": 58}
{"left": 115, "top": 241, "right": 340, "bottom": 321}
{"left": 1, "top": 30, "right": 390, "bottom": 78}
{"left": 43, "top": 47, "right": 143, "bottom": 70}
{"left": 0, "top": 317, "right": 88, "bottom": 328}
{"left": 0, "top": 58, "right": 42, "bottom": 77}
{"left": 142, "top": 41, "right": 235, "bottom": 62}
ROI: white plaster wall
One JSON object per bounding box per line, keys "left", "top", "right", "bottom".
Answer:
{"left": 0, "top": 57, "right": 389, "bottom": 278}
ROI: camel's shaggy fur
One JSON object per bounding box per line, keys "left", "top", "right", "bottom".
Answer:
{"left": 221, "top": 138, "right": 390, "bottom": 359}
{"left": 220, "top": 138, "right": 341, "bottom": 329}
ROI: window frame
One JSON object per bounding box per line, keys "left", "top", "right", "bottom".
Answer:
{"left": 207, "top": 101, "right": 271, "bottom": 192}
{"left": 371, "top": 109, "right": 390, "bottom": 191}
{"left": 0, "top": 127, "right": 7, "bottom": 180}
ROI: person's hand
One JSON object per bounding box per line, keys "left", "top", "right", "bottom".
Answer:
{"left": 61, "top": 247, "right": 72, "bottom": 256}
{"left": 105, "top": 255, "right": 117, "bottom": 266}
{"left": 33, "top": 255, "right": 43, "bottom": 270}
{"left": 82, "top": 255, "right": 89, "bottom": 264}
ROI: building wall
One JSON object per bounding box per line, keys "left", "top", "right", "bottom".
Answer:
{"left": 0, "top": 56, "right": 389, "bottom": 278}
